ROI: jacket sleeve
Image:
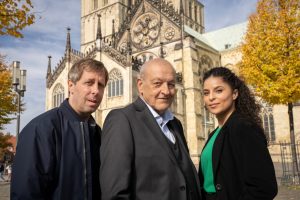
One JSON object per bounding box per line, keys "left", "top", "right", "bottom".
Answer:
{"left": 233, "top": 122, "right": 278, "bottom": 200}
{"left": 100, "top": 110, "right": 134, "bottom": 200}
{"left": 11, "top": 119, "right": 56, "bottom": 200}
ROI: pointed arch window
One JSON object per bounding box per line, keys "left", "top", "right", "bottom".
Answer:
{"left": 261, "top": 105, "right": 276, "bottom": 142}
{"left": 108, "top": 69, "right": 123, "bottom": 98}
{"left": 53, "top": 83, "right": 65, "bottom": 108}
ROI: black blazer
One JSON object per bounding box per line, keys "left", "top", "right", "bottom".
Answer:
{"left": 198, "top": 112, "right": 278, "bottom": 200}
{"left": 100, "top": 97, "right": 201, "bottom": 200}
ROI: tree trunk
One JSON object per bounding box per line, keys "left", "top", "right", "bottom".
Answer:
{"left": 288, "top": 102, "right": 299, "bottom": 183}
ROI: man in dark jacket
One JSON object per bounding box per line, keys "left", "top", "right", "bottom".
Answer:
{"left": 11, "top": 58, "right": 108, "bottom": 200}
{"left": 100, "top": 58, "right": 202, "bottom": 200}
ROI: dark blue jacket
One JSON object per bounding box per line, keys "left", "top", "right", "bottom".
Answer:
{"left": 11, "top": 99, "right": 101, "bottom": 200}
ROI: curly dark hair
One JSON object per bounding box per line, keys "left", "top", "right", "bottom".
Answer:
{"left": 203, "top": 67, "right": 266, "bottom": 138}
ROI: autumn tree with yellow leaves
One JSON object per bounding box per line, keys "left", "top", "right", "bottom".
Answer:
{"left": 0, "top": 0, "right": 35, "bottom": 131}
{"left": 0, "top": 56, "right": 18, "bottom": 130}
{"left": 0, "top": 0, "right": 35, "bottom": 38}
{"left": 240, "top": 0, "right": 300, "bottom": 181}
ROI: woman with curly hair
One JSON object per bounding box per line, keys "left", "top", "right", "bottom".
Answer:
{"left": 198, "top": 67, "right": 277, "bottom": 200}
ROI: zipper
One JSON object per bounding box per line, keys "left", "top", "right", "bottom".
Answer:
{"left": 80, "top": 122, "right": 88, "bottom": 200}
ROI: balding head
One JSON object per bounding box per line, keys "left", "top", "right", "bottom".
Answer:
{"left": 137, "top": 58, "right": 176, "bottom": 115}
{"left": 138, "top": 58, "right": 176, "bottom": 80}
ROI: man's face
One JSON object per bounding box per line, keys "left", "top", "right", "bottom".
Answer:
{"left": 68, "top": 69, "right": 106, "bottom": 119}
{"left": 137, "top": 61, "right": 176, "bottom": 115}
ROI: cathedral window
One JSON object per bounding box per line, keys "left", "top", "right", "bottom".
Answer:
{"left": 53, "top": 83, "right": 65, "bottom": 108}
{"left": 108, "top": 69, "right": 123, "bottom": 98}
{"left": 261, "top": 105, "right": 276, "bottom": 142}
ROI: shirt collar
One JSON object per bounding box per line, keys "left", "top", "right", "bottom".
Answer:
{"left": 140, "top": 97, "right": 174, "bottom": 126}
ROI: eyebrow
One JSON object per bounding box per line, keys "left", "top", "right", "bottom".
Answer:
{"left": 203, "top": 86, "right": 224, "bottom": 90}
{"left": 214, "top": 86, "right": 224, "bottom": 89}
{"left": 150, "top": 78, "right": 175, "bottom": 82}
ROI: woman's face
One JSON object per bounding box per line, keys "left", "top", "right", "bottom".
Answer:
{"left": 203, "top": 76, "right": 238, "bottom": 122}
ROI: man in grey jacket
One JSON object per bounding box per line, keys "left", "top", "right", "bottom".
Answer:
{"left": 100, "top": 58, "right": 202, "bottom": 200}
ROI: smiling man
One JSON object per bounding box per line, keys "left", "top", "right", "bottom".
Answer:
{"left": 100, "top": 58, "right": 202, "bottom": 200}
{"left": 11, "top": 58, "right": 108, "bottom": 200}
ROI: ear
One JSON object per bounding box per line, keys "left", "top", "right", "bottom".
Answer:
{"left": 137, "top": 78, "right": 143, "bottom": 95}
{"left": 68, "top": 80, "right": 75, "bottom": 95}
{"left": 233, "top": 89, "right": 238, "bottom": 100}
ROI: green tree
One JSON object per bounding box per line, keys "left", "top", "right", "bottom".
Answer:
{"left": 240, "top": 0, "right": 300, "bottom": 180}
{"left": 0, "top": 55, "right": 17, "bottom": 130}
{"left": 0, "top": 0, "right": 35, "bottom": 38}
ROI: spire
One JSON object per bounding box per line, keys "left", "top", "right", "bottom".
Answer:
{"left": 159, "top": 0, "right": 163, "bottom": 46}
{"left": 112, "top": 19, "right": 115, "bottom": 36}
{"left": 179, "top": 0, "right": 184, "bottom": 47}
{"left": 112, "top": 19, "right": 115, "bottom": 48}
{"left": 180, "top": 0, "right": 184, "bottom": 15}
{"left": 127, "top": 28, "right": 132, "bottom": 64}
{"left": 128, "top": 0, "right": 132, "bottom": 10}
{"left": 66, "top": 27, "right": 71, "bottom": 52}
{"left": 96, "top": 14, "right": 102, "bottom": 40}
{"left": 65, "top": 27, "right": 72, "bottom": 62}
{"left": 46, "top": 55, "right": 52, "bottom": 78}
{"left": 96, "top": 14, "right": 102, "bottom": 51}
{"left": 127, "top": 0, "right": 132, "bottom": 17}
{"left": 160, "top": 42, "right": 165, "bottom": 58}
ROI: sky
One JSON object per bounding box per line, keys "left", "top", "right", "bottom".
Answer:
{"left": 0, "top": 0, "right": 258, "bottom": 135}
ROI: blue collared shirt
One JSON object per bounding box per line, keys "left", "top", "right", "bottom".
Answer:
{"left": 143, "top": 99, "right": 176, "bottom": 144}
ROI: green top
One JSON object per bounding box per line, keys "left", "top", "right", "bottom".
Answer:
{"left": 200, "top": 127, "right": 222, "bottom": 193}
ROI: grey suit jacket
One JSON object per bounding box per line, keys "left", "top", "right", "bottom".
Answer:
{"left": 100, "top": 97, "right": 201, "bottom": 200}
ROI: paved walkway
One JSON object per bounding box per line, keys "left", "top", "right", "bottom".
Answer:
{"left": 275, "top": 185, "right": 300, "bottom": 200}
{"left": 0, "top": 182, "right": 9, "bottom": 200}
{"left": 0, "top": 181, "right": 299, "bottom": 200}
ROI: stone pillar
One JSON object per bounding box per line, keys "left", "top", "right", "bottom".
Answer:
{"left": 182, "top": 36, "right": 203, "bottom": 164}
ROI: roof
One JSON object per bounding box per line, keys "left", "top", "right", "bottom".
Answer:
{"left": 202, "top": 21, "right": 248, "bottom": 51}
{"left": 184, "top": 25, "right": 216, "bottom": 51}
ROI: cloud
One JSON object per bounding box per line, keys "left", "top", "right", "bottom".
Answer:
{"left": 0, "top": 0, "right": 81, "bottom": 134}
{"left": 201, "top": 0, "right": 258, "bottom": 31}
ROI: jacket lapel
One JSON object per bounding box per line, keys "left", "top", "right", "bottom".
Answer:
{"left": 212, "top": 112, "right": 238, "bottom": 178}
{"left": 133, "top": 98, "right": 178, "bottom": 165}
{"left": 212, "top": 126, "right": 226, "bottom": 177}
{"left": 168, "top": 120, "right": 189, "bottom": 151}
